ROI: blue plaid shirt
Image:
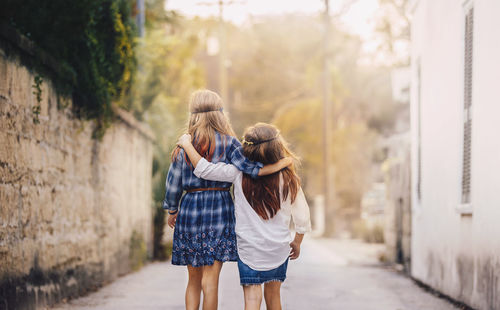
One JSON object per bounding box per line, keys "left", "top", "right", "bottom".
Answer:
{"left": 162, "top": 133, "right": 263, "bottom": 213}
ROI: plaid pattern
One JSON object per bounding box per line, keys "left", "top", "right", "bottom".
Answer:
{"left": 163, "top": 132, "right": 263, "bottom": 267}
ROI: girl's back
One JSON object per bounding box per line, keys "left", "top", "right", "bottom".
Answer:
{"left": 191, "top": 122, "right": 312, "bottom": 271}
{"left": 163, "top": 90, "right": 263, "bottom": 267}
{"left": 193, "top": 161, "right": 311, "bottom": 271}
{"left": 178, "top": 120, "right": 310, "bottom": 309}
{"left": 164, "top": 132, "right": 260, "bottom": 198}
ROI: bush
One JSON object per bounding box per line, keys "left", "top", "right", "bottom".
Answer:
{"left": 129, "top": 230, "right": 147, "bottom": 271}
{"left": 352, "top": 219, "right": 385, "bottom": 244}
{"left": 1, "top": 0, "right": 136, "bottom": 132}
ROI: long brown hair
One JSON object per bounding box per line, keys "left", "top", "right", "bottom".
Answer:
{"left": 241, "top": 123, "right": 301, "bottom": 220}
{"left": 172, "top": 90, "right": 236, "bottom": 163}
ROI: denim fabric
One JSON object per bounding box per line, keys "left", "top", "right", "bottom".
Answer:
{"left": 237, "top": 256, "right": 289, "bottom": 285}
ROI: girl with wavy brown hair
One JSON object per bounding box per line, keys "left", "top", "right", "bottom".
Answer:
{"left": 178, "top": 123, "right": 311, "bottom": 310}
{"left": 163, "top": 90, "right": 290, "bottom": 310}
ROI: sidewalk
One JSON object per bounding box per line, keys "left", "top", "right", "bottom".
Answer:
{"left": 53, "top": 238, "right": 458, "bottom": 310}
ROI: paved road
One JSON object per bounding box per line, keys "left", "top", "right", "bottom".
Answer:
{"left": 53, "top": 238, "right": 458, "bottom": 310}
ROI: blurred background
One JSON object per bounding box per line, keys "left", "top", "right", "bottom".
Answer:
{"left": 1, "top": 0, "right": 498, "bottom": 309}
{"left": 138, "top": 0, "right": 412, "bottom": 262}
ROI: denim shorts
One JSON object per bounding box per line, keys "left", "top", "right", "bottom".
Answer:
{"left": 237, "top": 256, "right": 289, "bottom": 285}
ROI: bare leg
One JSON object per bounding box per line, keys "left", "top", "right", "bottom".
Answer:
{"left": 201, "top": 260, "right": 223, "bottom": 310}
{"left": 263, "top": 281, "right": 282, "bottom": 310}
{"left": 243, "top": 284, "right": 262, "bottom": 310}
{"left": 186, "top": 265, "right": 203, "bottom": 310}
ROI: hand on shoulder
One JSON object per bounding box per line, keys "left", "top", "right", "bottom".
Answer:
{"left": 177, "top": 134, "right": 192, "bottom": 148}
{"left": 281, "top": 157, "right": 293, "bottom": 168}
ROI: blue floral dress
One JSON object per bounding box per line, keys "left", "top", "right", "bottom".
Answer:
{"left": 163, "top": 132, "right": 263, "bottom": 267}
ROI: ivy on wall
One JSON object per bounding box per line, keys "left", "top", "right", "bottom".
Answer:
{"left": 31, "top": 75, "right": 43, "bottom": 124}
{"left": 1, "top": 0, "right": 137, "bottom": 134}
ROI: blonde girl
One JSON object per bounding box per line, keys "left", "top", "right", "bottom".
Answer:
{"left": 178, "top": 123, "right": 311, "bottom": 310}
{"left": 163, "top": 90, "right": 289, "bottom": 310}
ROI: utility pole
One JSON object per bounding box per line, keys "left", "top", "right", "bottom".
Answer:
{"left": 217, "top": 0, "right": 229, "bottom": 114}
{"left": 198, "top": 1, "right": 244, "bottom": 116}
{"left": 136, "top": 0, "right": 145, "bottom": 37}
{"left": 322, "top": 0, "right": 333, "bottom": 235}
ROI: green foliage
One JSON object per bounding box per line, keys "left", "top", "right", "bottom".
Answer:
{"left": 129, "top": 230, "right": 147, "bottom": 271}
{"left": 32, "top": 75, "right": 43, "bottom": 124}
{"left": 126, "top": 11, "right": 204, "bottom": 259}
{"left": 190, "top": 16, "right": 385, "bottom": 184}
{"left": 132, "top": 26, "right": 203, "bottom": 206}
{"left": 375, "top": 0, "right": 411, "bottom": 65}
{"left": 32, "top": 105, "right": 41, "bottom": 124}
{"left": 352, "top": 219, "right": 385, "bottom": 244}
{"left": 143, "top": 0, "right": 180, "bottom": 29}
{"left": 181, "top": 15, "right": 395, "bottom": 236}
{"left": 2, "top": 0, "right": 137, "bottom": 129}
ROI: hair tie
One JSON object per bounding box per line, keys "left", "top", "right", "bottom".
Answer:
{"left": 242, "top": 134, "right": 279, "bottom": 146}
{"left": 191, "top": 107, "right": 223, "bottom": 114}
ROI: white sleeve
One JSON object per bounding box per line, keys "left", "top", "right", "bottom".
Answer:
{"left": 291, "top": 187, "right": 312, "bottom": 234}
{"left": 193, "top": 158, "right": 240, "bottom": 183}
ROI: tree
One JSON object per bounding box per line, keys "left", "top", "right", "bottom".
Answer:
{"left": 2, "top": 0, "right": 137, "bottom": 134}
{"left": 161, "top": 13, "right": 397, "bottom": 236}
{"left": 374, "top": 0, "right": 411, "bottom": 66}
{"left": 128, "top": 13, "right": 205, "bottom": 259}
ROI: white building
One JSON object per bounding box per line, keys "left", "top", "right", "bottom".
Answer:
{"left": 391, "top": 66, "right": 411, "bottom": 104}
{"left": 410, "top": 0, "right": 500, "bottom": 309}
{"left": 383, "top": 66, "right": 411, "bottom": 269}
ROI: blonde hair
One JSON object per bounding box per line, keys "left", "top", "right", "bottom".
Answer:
{"left": 172, "top": 90, "right": 236, "bottom": 162}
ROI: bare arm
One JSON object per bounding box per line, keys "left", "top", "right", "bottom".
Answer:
{"left": 289, "top": 186, "right": 311, "bottom": 260}
{"left": 181, "top": 141, "right": 203, "bottom": 168}
{"left": 289, "top": 233, "right": 305, "bottom": 260}
{"left": 177, "top": 134, "right": 292, "bottom": 174}
{"left": 177, "top": 134, "right": 239, "bottom": 182}
{"left": 258, "top": 157, "right": 293, "bottom": 176}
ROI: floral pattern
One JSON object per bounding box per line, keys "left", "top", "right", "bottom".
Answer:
{"left": 172, "top": 227, "right": 238, "bottom": 267}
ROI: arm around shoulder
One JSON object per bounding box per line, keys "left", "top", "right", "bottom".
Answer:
{"left": 227, "top": 140, "right": 263, "bottom": 178}
{"left": 193, "top": 158, "right": 240, "bottom": 183}
{"left": 258, "top": 157, "right": 293, "bottom": 176}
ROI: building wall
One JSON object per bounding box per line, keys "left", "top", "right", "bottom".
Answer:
{"left": 410, "top": 0, "right": 500, "bottom": 309}
{"left": 384, "top": 66, "right": 411, "bottom": 269}
{"left": 383, "top": 133, "right": 411, "bottom": 271}
{"left": 0, "top": 45, "right": 153, "bottom": 309}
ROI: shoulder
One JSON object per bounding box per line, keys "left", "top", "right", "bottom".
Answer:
{"left": 232, "top": 171, "right": 244, "bottom": 188}
{"left": 172, "top": 147, "right": 185, "bottom": 163}
{"left": 226, "top": 134, "right": 240, "bottom": 145}
{"left": 216, "top": 132, "right": 241, "bottom": 149}
{"left": 229, "top": 135, "right": 241, "bottom": 146}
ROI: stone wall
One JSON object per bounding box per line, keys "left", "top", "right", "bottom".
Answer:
{"left": 0, "top": 42, "right": 153, "bottom": 309}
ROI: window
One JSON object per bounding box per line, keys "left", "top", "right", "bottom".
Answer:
{"left": 461, "top": 5, "right": 473, "bottom": 204}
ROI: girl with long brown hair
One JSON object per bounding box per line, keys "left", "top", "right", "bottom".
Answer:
{"left": 163, "top": 90, "right": 290, "bottom": 310}
{"left": 178, "top": 123, "right": 311, "bottom": 310}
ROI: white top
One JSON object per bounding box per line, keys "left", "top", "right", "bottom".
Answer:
{"left": 194, "top": 158, "right": 311, "bottom": 271}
